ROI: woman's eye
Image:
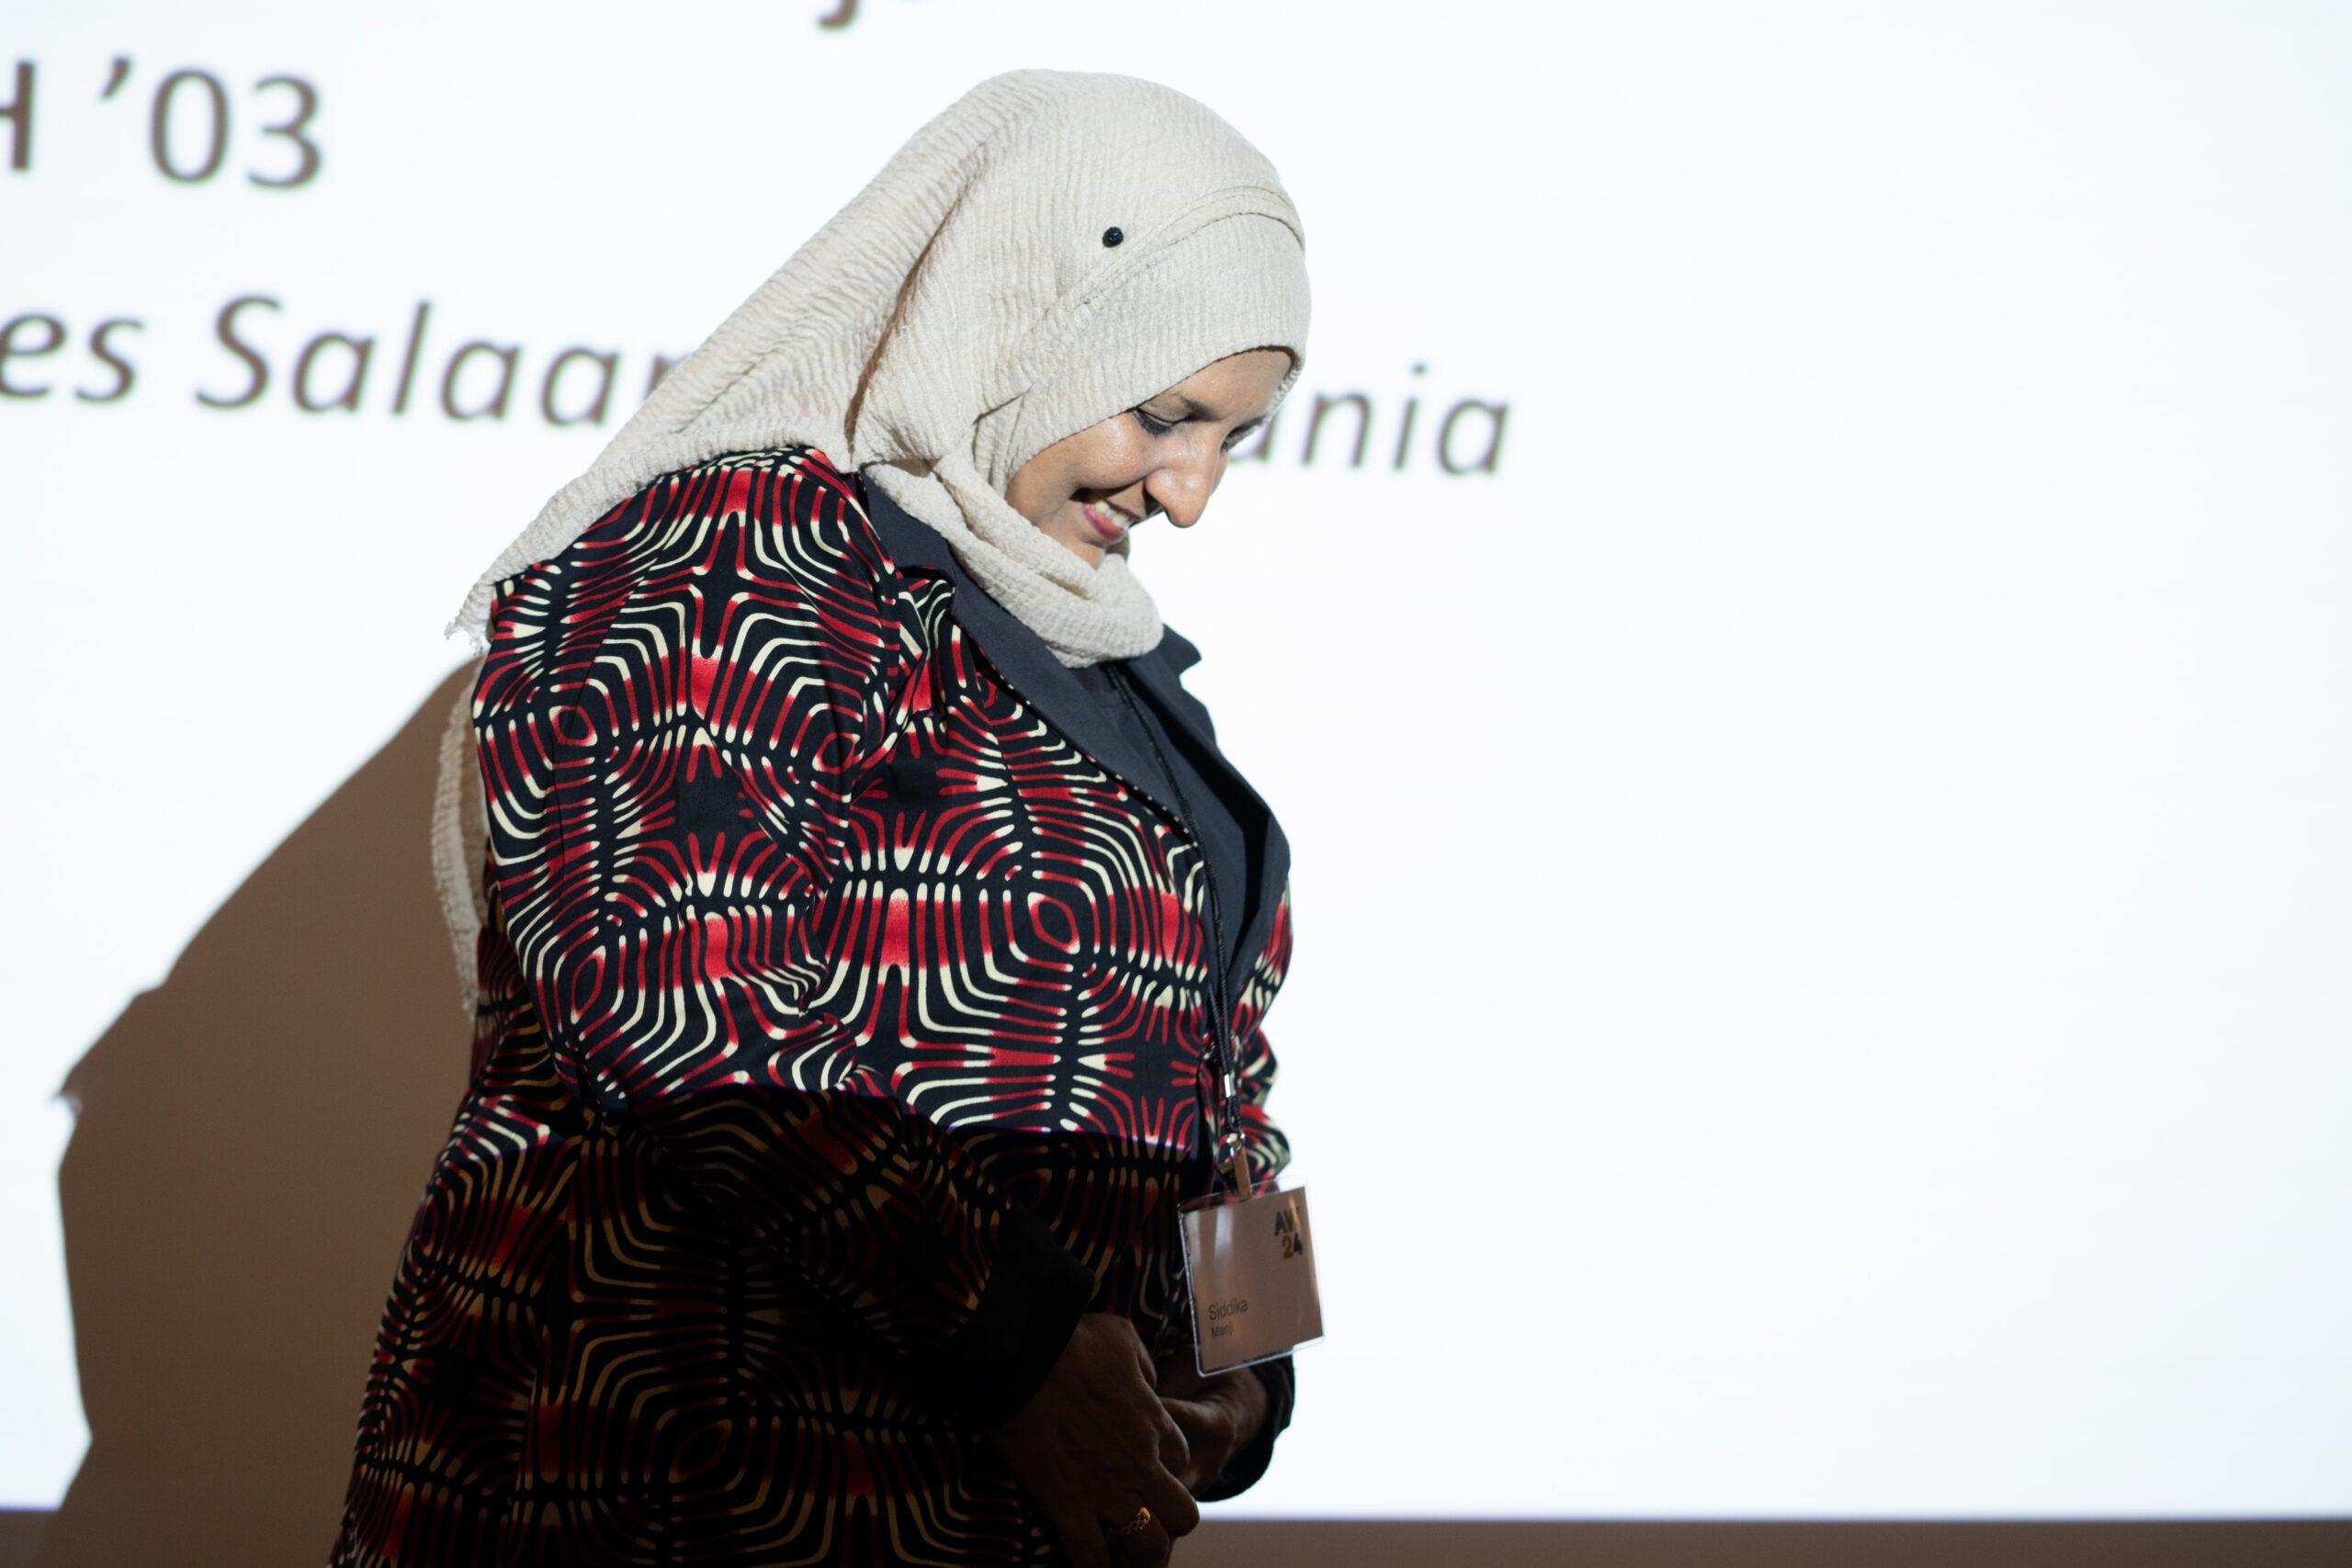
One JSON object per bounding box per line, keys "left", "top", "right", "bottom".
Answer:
{"left": 1222, "top": 421, "right": 1264, "bottom": 453}
{"left": 1130, "top": 407, "right": 1178, "bottom": 438}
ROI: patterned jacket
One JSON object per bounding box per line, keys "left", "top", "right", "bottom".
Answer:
{"left": 334, "top": 447, "right": 1296, "bottom": 1565}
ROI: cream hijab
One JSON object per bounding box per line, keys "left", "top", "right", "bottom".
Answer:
{"left": 431, "top": 69, "right": 1311, "bottom": 1009}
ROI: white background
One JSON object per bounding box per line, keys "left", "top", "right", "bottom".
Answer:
{"left": 4, "top": 0, "right": 2348, "bottom": 1517}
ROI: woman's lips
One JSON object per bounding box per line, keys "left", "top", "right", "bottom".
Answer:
{"left": 1081, "top": 502, "right": 1133, "bottom": 543}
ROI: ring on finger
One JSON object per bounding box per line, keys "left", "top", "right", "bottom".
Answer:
{"left": 1114, "top": 1506, "right": 1152, "bottom": 1538}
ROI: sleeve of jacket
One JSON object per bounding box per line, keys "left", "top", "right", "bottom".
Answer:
{"left": 1229, "top": 885, "right": 1295, "bottom": 1189}
{"left": 1190, "top": 882, "right": 1300, "bottom": 1496}
{"left": 474, "top": 451, "right": 1093, "bottom": 1426}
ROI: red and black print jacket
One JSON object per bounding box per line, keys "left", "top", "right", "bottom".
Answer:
{"left": 335, "top": 446, "right": 1297, "bottom": 1566}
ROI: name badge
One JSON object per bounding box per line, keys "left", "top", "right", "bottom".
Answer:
{"left": 1180, "top": 1184, "right": 1325, "bottom": 1375}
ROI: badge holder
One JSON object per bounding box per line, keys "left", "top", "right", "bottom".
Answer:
{"left": 1179, "top": 1156, "right": 1324, "bottom": 1375}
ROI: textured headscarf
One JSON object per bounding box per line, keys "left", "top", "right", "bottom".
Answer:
{"left": 453, "top": 68, "right": 1309, "bottom": 660}
{"left": 431, "top": 69, "right": 1311, "bottom": 1010}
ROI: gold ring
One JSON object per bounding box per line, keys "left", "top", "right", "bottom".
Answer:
{"left": 1114, "top": 1506, "right": 1152, "bottom": 1537}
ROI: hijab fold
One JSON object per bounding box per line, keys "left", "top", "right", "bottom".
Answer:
{"left": 432, "top": 69, "right": 1310, "bottom": 1012}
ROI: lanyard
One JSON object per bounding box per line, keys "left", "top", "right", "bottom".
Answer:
{"left": 1111, "top": 670, "right": 1254, "bottom": 1201}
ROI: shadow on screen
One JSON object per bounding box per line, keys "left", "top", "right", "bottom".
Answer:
{"left": 42, "top": 666, "right": 475, "bottom": 1568}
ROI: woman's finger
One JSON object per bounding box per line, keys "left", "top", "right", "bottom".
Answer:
{"left": 1138, "top": 1465, "right": 1201, "bottom": 1539}
{"left": 1155, "top": 1402, "right": 1192, "bottom": 1483}
{"left": 1055, "top": 1504, "right": 1114, "bottom": 1568}
{"left": 1159, "top": 1395, "right": 1225, "bottom": 1492}
{"left": 1109, "top": 1514, "right": 1173, "bottom": 1568}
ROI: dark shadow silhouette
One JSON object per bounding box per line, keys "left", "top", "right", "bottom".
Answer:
{"left": 43, "top": 667, "right": 475, "bottom": 1568}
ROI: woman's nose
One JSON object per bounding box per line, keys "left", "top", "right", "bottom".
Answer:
{"left": 1146, "top": 448, "right": 1224, "bottom": 529}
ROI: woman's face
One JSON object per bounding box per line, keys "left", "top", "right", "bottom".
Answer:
{"left": 1006, "top": 348, "right": 1292, "bottom": 566}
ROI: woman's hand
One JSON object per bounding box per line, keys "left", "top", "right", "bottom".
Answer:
{"left": 989, "top": 1314, "right": 1201, "bottom": 1568}
{"left": 1153, "top": 1357, "right": 1272, "bottom": 1495}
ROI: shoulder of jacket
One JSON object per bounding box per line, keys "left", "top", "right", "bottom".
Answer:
{"left": 667, "top": 446, "right": 915, "bottom": 592}
{"left": 683, "top": 445, "right": 865, "bottom": 523}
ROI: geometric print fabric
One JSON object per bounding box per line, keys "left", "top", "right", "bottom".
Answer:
{"left": 334, "top": 447, "right": 1295, "bottom": 1564}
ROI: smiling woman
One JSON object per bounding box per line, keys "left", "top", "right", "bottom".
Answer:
{"left": 334, "top": 70, "right": 1315, "bottom": 1568}
{"left": 1009, "top": 348, "right": 1291, "bottom": 565}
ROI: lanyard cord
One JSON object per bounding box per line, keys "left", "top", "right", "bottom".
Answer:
{"left": 1111, "top": 669, "right": 1253, "bottom": 1200}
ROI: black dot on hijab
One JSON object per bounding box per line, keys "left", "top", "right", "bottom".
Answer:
{"left": 1102, "top": 227, "right": 1125, "bottom": 247}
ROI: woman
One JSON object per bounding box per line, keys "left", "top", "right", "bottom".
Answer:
{"left": 336, "top": 70, "right": 1309, "bottom": 1568}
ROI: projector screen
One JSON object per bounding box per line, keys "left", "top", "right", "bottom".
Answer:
{"left": 5, "top": 0, "right": 2348, "bottom": 1519}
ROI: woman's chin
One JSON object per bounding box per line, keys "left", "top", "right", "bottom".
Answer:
{"left": 1035, "top": 518, "right": 1110, "bottom": 567}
